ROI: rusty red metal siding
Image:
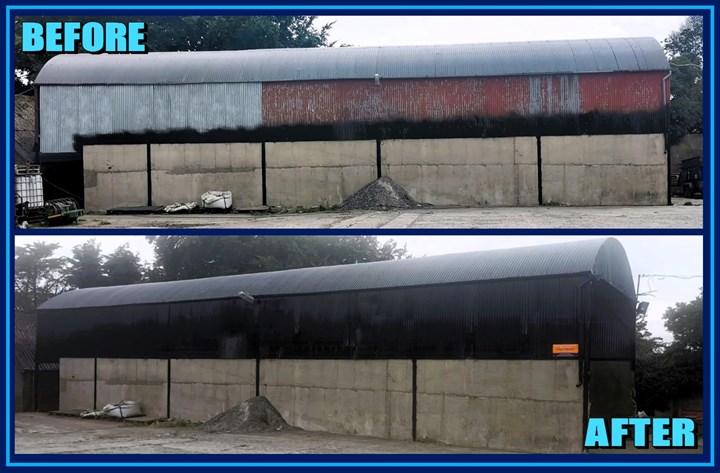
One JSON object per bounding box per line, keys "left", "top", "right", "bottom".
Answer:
{"left": 579, "top": 72, "right": 667, "bottom": 114}
{"left": 262, "top": 72, "right": 667, "bottom": 126}
{"left": 262, "top": 77, "right": 532, "bottom": 126}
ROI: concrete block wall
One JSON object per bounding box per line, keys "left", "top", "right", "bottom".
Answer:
{"left": 58, "top": 358, "right": 95, "bottom": 411}
{"left": 382, "top": 137, "right": 538, "bottom": 206}
{"left": 57, "top": 358, "right": 598, "bottom": 452}
{"left": 169, "top": 359, "right": 256, "bottom": 422}
{"left": 416, "top": 360, "right": 583, "bottom": 453}
{"left": 260, "top": 359, "right": 413, "bottom": 440}
{"left": 265, "top": 141, "right": 377, "bottom": 208}
{"left": 82, "top": 134, "right": 666, "bottom": 210}
{"left": 541, "top": 134, "right": 666, "bottom": 205}
{"left": 150, "top": 143, "right": 262, "bottom": 208}
{"left": 96, "top": 359, "right": 168, "bottom": 418}
{"left": 83, "top": 145, "right": 147, "bottom": 211}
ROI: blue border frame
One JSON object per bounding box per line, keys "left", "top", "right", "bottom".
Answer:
{"left": 2, "top": 3, "right": 715, "bottom": 469}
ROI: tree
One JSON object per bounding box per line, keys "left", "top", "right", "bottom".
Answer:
{"left": 67, "top": 239, "right": 106, "bottom": 289}
{"left": 103, "top": 244, "right": 144, "bottom": 286}
{"left": 664, "top": 16, "right": 703, "bottom": 144}
{"left": 147, "top": 236, "right": 408, "bottom": 282}
{"left": 14, "top": 242, "right": 69, "bottom": 313}
{"left": 634, "top": 290, "right": 703, "bottom": 414}
{"left": 149, "top": 16, "right": 334, "bottom": 52}
{"left": 15, "top": 16, "right": 334, "bottom": 91}
{"left": 663, "top": 291, "right": 703, "bottom": 397}
{"left": 634, "top": 311, "right": 672, "bottom": 413}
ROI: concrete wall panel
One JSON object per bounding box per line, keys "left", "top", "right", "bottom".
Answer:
{"left": 541, "top": 134, "right": 666, "bottom": 205}
{"left": 83, "top": 145, "right": 148, "bottom": 211}
{"left": 96, "top": 359, "right": 168, "bottom": 418}
{"left": 150, "top": 143, "right": 262, "bottom": 207}
{"left": 416, "top": 360, "right": 583, "bottom": 453}
{"left": 169, "top": 359, "right": 256, "bottom": 422}
{"left": 266, "top": 141, "right": 377, "bottom": 208}
{"left": 55, "top": 357, "right": 591, "bottom": 452}
{"left": 382, "top": 137, "right": 538, "bottom": 206}
{"left": 58, "top": 358, "right": 95, "bottom": 411}
{"left": 260, "top": 359, "right": 412, "bottom": 440}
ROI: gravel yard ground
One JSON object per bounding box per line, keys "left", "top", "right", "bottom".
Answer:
{"left": 14, "top": 413, "right": 702, "bottom": 456}
{"left": 69, "top": 198, "right": 703, "bottom": 229}
{"left": 14, "top": 413, "right": 496, "bottom": 454}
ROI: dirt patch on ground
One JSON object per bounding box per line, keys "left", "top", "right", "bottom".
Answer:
{"left": 198, "top": 396, "right": 292, "bottom": 434}
{"left": 341, "top": 177, "right": 424, "bottom": 210}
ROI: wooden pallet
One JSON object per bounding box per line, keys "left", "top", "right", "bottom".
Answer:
{"left": 15, "top": 163, "right": 41, "bottom": 176}
{"left": 48, "top": 409, "right": 85, "bottom": 417}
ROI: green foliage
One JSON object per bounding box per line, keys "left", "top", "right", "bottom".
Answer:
{"left": 103, "top": 244, "right": 144, "bottom": 286}
{"left": 663, "top": 292, "right": 703, "bottom": 397}
{"left": 15, "top": 16, "right": 334, "bottom": 91}
{"left": 664, "top": 291, "right": 702, "bottom": 351}
{"left": 147, "top": 236, "right": 408, "bottom": 281}
{"left": 148, "top": 16, "right": 335, "bottom": 52}
{"left": 14, "top": 242, "right": 69, "bottom": 313}
{"left": 665, "top": 16, "right": 703, "bottom": 65}
{"left": 664, "top": 16, "right": 703, "bottom": 145}
{"left": 634, "top": 291, "right": 703, "bottom": 414}
{"left": 67, "top": 239, "right": 106, "bottom": 289}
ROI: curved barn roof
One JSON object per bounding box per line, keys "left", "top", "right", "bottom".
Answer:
{"left": 35, "top": 37, "right": 668, "bottom": 85}
{"left": 39, "top": 238, "right": 635, "bottom": 310}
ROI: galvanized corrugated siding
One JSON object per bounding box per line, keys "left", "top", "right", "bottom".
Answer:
{"left": 528, "top": 75, "right": 580, "bottom": 115}
{"left": 39, "top": 83, "right": 262, "bottom": 153}
{"left": 35, "top": 37, "right": 669, "bottom": 85}
{"left": 77, "top": 86, "right": 113, "bottom": 136}
{"left": 152, "top": 83, "right": 262, "bottom": 131}
{"left": 39, "top": 238, "right": 635, "bottom": 310}
{"left": 39, "top": 87, "right": 75, "bottom": 153}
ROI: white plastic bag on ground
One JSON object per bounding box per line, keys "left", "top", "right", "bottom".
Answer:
{"left": 163, "top": 202, "right": 198, "bottom": 213}
{"left": 201, "top": 191, "right": 232, "bottom": 210}
{"left": 102, "top": 400, "right": 143, "bottom": 419}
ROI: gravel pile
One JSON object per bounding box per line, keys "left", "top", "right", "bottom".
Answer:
{"left": 198, "top": 396, "right": 292, "bottom": 434}
{"left": 341, "top": 177, "right": 423, "bottom": 210}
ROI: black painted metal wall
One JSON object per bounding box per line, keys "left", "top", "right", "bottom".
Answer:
{"left": 37, "top": 274, "right": 635, "bottom": 365}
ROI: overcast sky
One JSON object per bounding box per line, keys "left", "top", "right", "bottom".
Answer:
{"left": 316, "top": 15, "right": 688, "bottom": 47}
{"left": 14, "top": 235, "right": 702, "bottom": 342}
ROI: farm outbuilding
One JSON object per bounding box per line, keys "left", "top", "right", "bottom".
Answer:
{"left": 33, "top": 37, "right": 671, "bottom": 210}
{"left": 37, "top": 238, "right": 637, "bottom": 452}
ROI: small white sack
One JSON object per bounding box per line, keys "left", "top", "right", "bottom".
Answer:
{"left": 201, "top": 191, "right": 232, "bottom": 209}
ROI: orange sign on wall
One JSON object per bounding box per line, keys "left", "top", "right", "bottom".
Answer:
{"left": 552, "top": 344, "right": 579, "bottom": 355}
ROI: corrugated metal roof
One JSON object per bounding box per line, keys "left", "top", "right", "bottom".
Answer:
{"left": 35, "top": 38, "right": 668, "bottom": 85}
{"left": 39, "top": 238, "right": 634, "bottom": 310}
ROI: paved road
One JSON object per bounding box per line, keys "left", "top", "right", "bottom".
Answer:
{"left": 69, "top": 199, "right": 703, "bottom": 230}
